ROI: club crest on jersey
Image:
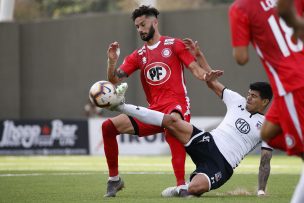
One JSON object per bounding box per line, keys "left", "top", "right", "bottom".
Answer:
{"left": 161, "top": 48, "right": 172, "bottom": 58}
{"left": 215, "top": 172, "right": 222, "bottom": 182}
{"left": 144, "top": 62, "right": 171, "bottom": 85}
{"left": 235, "top": 118, "right": 250, "bottom": 134}
{"left": 256, "top": 121, "right": 262, "bottom": 130}
{"left": 285, "top": 134, "right": 295, "bottom": 148}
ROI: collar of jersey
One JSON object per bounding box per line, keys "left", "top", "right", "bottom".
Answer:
{"left": 147, "top": 40, "right": 161, "bottom": 50}
{"left": 249, "top": 112, "right": 264, "bottom": 118}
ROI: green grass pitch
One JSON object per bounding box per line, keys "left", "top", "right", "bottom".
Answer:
{"left": 0, "top": 155, "right": 302, "bottom": 203}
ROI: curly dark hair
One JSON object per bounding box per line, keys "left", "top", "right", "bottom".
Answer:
{"left": 131, "top": 5, "right": 160, "bottom": 21}
{"left": 249, "top": 82, "right": 273, "bottom": 101}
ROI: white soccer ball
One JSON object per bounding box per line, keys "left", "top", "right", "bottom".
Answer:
{"left": 89, "top": 81, "right": 117, "bottom": 108}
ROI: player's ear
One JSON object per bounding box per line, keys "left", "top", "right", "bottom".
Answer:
{"left": 262, "top": 98, "right": 270, "bottom": 107}
{"left": 153, "top": 18, "right": 158, "bottom": 26}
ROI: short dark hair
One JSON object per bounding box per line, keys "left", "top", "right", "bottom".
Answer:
{"left": 249, "top": 82, "right": 273, "bottom": 101}
{"left": 131, "top": 5, "right": 160, "bottom": 21}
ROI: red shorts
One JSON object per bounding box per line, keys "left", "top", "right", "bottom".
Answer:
{"left": 265, "top": 88, "right": 304, "bottom": 156}
{"left": 130, "top": 102, "right": 190, "bottom": 136}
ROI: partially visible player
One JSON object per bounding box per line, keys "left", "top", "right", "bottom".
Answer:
{"left": 229, "top": 1, "right": 304, "bottom": 202}
{"left": 102, "top": 5, "right": 223, "bottom": 197}
{"left": 278, "top": 0, "right": 304, "bottom": 41}
{"left": 84, "top": 99, "right": 103, "bottom": 117}
{"left": 183, "top": 38, "right": 273, "bottom": 197}
{"left": 107, "top": 75, "right": 273, "bottom": 197}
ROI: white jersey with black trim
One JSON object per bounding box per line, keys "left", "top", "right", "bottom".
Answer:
{"left": 210, "top": 88, "right": 264, "bottom": 169}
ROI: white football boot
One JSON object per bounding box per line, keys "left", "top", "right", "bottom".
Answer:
{"left": 161, "top": 184, "right": 194, "bottom": 198}
{"left": 161, "top": 186, "right": 178, "bottom": 197}
{"left": 257, "top": 190, "right": 266, "bottom": 196}
{"left": 109, "top": 83, "right": 128, "bottom": 110}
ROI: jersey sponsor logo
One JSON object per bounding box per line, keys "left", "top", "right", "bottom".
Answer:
{"left": 164, "top": 38, "right": 175, "bottom": 45}
{"left": 235, "top": 118, "right": 250, "bottom": 134}
{"left": 161, "top": 48, "right": 172, "bottom": 58}
{"left": 144, "top": 62, "right": 171, "bottom": 85}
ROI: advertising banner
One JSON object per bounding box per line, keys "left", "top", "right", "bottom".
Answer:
{"left": 0, "top": 119, "right": 89, "bottom": 155}
{"left": 89, "top": 117, "right": 223, "bottom": 155}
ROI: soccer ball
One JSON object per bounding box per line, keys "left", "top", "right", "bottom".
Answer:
{"left": 89, "top": 81, "right": 117, "bottom": 108}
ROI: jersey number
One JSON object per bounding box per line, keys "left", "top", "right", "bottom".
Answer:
{"left": 268, "top": 15, "right": 303, "bottom": 57}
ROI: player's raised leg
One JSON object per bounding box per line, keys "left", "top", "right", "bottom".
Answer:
{"left": 117, "top": 104, "right": 193, "bottom": 144}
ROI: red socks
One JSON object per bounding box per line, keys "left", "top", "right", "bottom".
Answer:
{"left": 102, "top": 119, "right": 120, "bottom": 177}
{"left": 165, "top": 130, "right": 186, "bottom": 186}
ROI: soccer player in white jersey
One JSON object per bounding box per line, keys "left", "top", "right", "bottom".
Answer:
{"left": 110, "top": 76, "right": 272, "bottom": 197}
{"left": 183, "top": 38, "right": 273, "bottom": 196}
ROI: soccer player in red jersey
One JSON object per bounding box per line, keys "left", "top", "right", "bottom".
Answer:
{"left": 103, "top": 5, "right": 223, "bottom": 197}
{"left": 229, "top": 0, "right": 304, "bottom": 202}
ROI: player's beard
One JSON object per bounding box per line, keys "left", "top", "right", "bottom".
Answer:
{"left": 140, "top": 25, "right": 155, "bottom": 41}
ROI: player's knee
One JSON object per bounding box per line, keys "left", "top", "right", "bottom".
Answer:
{"left": 188, "top": 174, "right": 209, "bottom": 196}
{"left": 105, "top": 114, "right": 135, "bottom": 134}
{"left": 102, "top": 119, "right": 119, "bottom": 136}
{"left": 163, "top": 115, "right": 179, "bottom": 130}
{"left": 188, "top": 184, "right": 206, "bottom": 196}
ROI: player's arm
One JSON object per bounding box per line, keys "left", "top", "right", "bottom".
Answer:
{"left": 107, "top": 42, "right": 128, "bottom": 85}
{"left": 188, "top": 62, "right": 223, "bottom": 83}
{"left": 229, "top": 3, "right": 251, "bottom": 65}
{"left": 183, "top": 38, "right": 225, "bottom": 98}
{"left": 175, "top": 38, "right": 223, "bottom": 82}
{"left": 233, "top": 46, "right": 249, "bottom": 65}
{"left": 277, "top": 0, "right": 304, "bottom": 41}
{"left": 205, "top": 79, "right": 225, "bottom": 98}
{"left": 278, "top": 0, "right": 297, "bottom": 24}
{"left": 183, "top": 38, "right": 212, "bottom": 72}
{"left": 258, "top": 147, "right": 273, "bottom": 196}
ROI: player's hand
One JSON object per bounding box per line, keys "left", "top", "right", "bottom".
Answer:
{"left": 204, "top": 70, "right": 224, "bottom": 82}
{"left": 107, "top": 42, "right": 120, "bottom": 65}
{"left": 183, "top": 38, "right": 200, "bottom": 57}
